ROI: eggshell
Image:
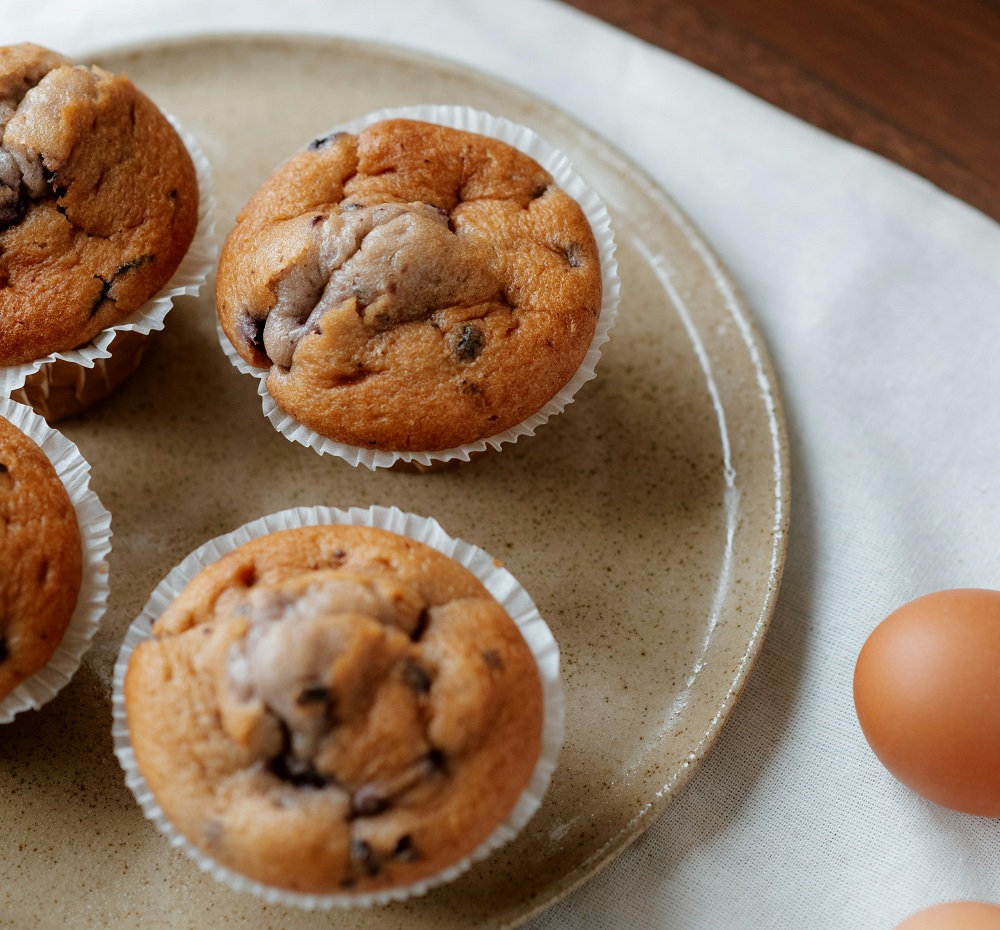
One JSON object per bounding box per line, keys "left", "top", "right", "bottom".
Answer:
{"left": 853, "top": 588, "right": 1000, "bottom": 817}
{"left": 895, "top": 901, "right": 1000, "bottom": 929}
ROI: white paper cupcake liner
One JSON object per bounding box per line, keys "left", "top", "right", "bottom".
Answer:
{"left": 113, "top": 505, "right": 564, "bottom": 909}
{"left": 0, "top": 398, "right": 112, "bottom": 723}
{"left": 218, "top": 103, "right": 619, "bottom": 470}
{"left": 0, "top": 110, "right": 218, "bottom": 395}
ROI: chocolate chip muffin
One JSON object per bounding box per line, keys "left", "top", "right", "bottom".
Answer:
{"left": 0, "top": 43, "right": 198, "bottom": 367}
{"left": 0, "top": 414, "right": 83, "bottom": 702}
{"left": 124, "top": 525, "right": 545, "bottom": 896}
{"left": 216, "top": 118, "right": 602, "bottom": 452}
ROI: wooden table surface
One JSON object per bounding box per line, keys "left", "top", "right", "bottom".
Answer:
{"left": 562, "top": 0, "right": 1000, "bottom": 222}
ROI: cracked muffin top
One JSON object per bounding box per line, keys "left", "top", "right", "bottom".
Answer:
{"left": 0, "top": 43, "right": 198, "bottom": 367}
{"left": 124, "top": 525, "right": 545, "bottom": 895}
{"left": 0, "top": 414, "right": 82, "bottom": 702}
{"left": 216, "top": 119, "right": 602, "bottom": 452}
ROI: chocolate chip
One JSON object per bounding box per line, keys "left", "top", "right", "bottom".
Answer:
{"left": 0, "top": 195, "right": 26, "bottom": 230}
{"left": 239, "top": 313, "right": 267, "bottom": 355}
{"left": 89, "top": 276, "right": 113, "bottom": 317}
{"left": 115, "top": 254, "right": 155, "bottom": 276}
{"left": 393, "top": 835, "right": 420, "bottom": 862}
{"left": 311, "top": 214, "right": 326, "bottom": 226}
{"left": 482, "top": 649, "right": 503, "bottom": 670}
{"left": 351, "top": 786, "right": 389, "bottom": 818}
{"left": 332, "top": 549, "right": 347, "bottom": 561}
{"left": 268, "top": 724, "right": 333, "bottom": 788}
{"left": 42, "top": 166, "right": 67, "bottom": 198}
{"left": 168, "top": 188, "right": 178, "bottom": 200}
{"left": 308, "top": 131, "right": 347, "bottom": 151}
{"left": 411, "top": 607, "right": 429, "bottom": 643}
{"left": 424, "top": 749, "right": 446, "bottom": 774}
{"left": 454, "top": 323, "right": 484, "bottom": 362}
{"left": 0, "top": 636, "right": 8, "bottom": 664}
{"left": 0, "top": 463, "right": 7, "bottom": 473}
{"left": 532, "top": 183, "right": 548, "bottom": 199}
{"left": 268, "top": 753, "right": 333, "bottom": 789}
{"left": 296, "top": 685, "right": 331, "bottom": 706}
{"left": 402, "top": 661, "right": 430, "bottom": 694}
{"left": 563, "top": 243, "right": 584, "bottom": 268}
{"left": 351, "top": 839, "right": 381, "bottom": 877}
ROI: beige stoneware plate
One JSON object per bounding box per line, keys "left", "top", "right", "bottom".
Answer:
{"left": 0, "top": 36, "right": 789, "bottom": 929}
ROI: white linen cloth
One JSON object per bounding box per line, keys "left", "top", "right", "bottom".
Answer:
{"left": 5, "top": 2, "right": 999, "bottom": 927}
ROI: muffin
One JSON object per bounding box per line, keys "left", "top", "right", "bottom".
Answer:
{"left": 121, "top": 518, "right": 556, "bottom": 900}
{"left": 0, "top": 411, "right": 82, "bottom": 701}
{"left": 0, "top": 398, "right": 111, "bottom": 722}
{"left": 0, "top": 42, "right": 203, "bottom": 416}
{"left": 217, "top": 112, "right": 613, "bottom": 461}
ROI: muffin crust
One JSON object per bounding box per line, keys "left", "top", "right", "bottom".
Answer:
{"left": 217, "top": 119, "right": 601, "bottom": 451}
{"left": 0, "top": 414, "right": 82, "bottom": 701}
{"left": 125, "top": 525, "right": 545, "bottom": 895}
{"left": 0, "top": 43, "right": 199, "bottom": 366}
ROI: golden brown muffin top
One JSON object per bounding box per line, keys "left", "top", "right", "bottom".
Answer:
{"left": 0, "top": 43, "right": 198, "bottom": 366}
{"left": 0, "top": 414, "right": 82, "bottom": 701}
{"left": 125, "top": 525, "right": 545, "bottom": 895}
{"left": 217, "top": 119, "right": 601, "bottom": 452}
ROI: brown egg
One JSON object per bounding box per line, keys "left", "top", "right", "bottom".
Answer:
{"left": 853, "top": 589, "right": 1000, "bottom": 817}
{"left": 895, "top": 901, "right": 1000, "bottom": 929}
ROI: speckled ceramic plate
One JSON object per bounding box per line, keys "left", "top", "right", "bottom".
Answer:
{"left": 0, "top": 36, "right": 788, "bottom": 929}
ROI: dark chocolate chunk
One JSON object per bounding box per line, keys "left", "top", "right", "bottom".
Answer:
{"left": 0, "top": 636, "right": 8, "bottom": 664}
{"left": 454, "top": 323, "right": 484, "bottom": 362}
{"left": 40, "top": 167, "right": 68, "bottom": 200}
{"left": 532, "top": 183, "right": 548, "bottom": 199}
{"left": 402, "top": 661, "right": 431, "bottom": 694}
{"left": 308, "top": 131, "right": 347, "bottom": 151}
{"left": 296, "top": 684, "right": 331, "bottom": 706}
{"left": 0, "top": 193, "right": 26, "bottom": 230}
{"left": 116, "top": 254, "right": 155, "bottom": 276}
{"left": 239, "top": 313, "right": 267, "bottom": 356}
{"left": 311, "top": 214, "right": 326, "bottom": 226}
{"left": 0, "top": 463, "right": 7, "bottom": 473}
{"left": 268, "top": 723, "right": 333, "bottom": 788}
{"left": 268, "top": 752, "right": 333, "bottom": 789}
{"left": 411, "top": 607, "right": 430, "bottom": 643}
{"left": 482, "top": 649, "right": 503, "bottom": 670}
{"left": 350, "top": 839, "right": 381, "bottom": 877}
{"left": 393, "top": 835, "right": 420, "bottom": 862}
{"left": 168, "top": 188, "right": 178, "bottom": 200}
{"left": 351, "top": 786, "right": 389, "bottom": 818}
{"left": 89, "top": 276, "right": 113, "bottom": 316}
{"left": 424, "top": 748, "right": 446, "bottom": 774}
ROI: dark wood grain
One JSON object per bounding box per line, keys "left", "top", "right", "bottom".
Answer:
{"left": 562, "top": 0, "right": 1000, "bottom": 220}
